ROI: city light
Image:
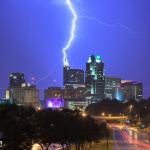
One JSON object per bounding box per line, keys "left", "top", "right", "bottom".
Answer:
{"left": 101, "top": 112, "right": 105, "bottom": 116}
{"left": 129, "top": 105, "right": 133, "bottom": 112}
{"left": 46, "top": 98, "right": 64, "bottom": 108}
{"left": 82, "top": 112, "right": 87, "bottom": 117}
{"left": 108, "top": 114, "right": 112, "bottom": 117}
{"left": 32, "top": 143, "right": 41, "bottom": 150}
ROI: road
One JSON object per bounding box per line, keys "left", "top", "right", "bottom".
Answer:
{"left": 113, "top": 125, "right": 150, "bottom": 150}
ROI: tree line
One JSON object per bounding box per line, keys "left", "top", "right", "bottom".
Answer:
{"left": 0, "top": 104, "right": 109, "bottom": 150}
{"left": 86, "top": 99, "right": 150, "bottom": 118}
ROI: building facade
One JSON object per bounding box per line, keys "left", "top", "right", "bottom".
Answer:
{"left": 85, "top": 55, "right": 105, "bottom": 102}
{"left": 9, "top": 73, "right": 26, "bottom": 87}
{"left": 105, "top": 76, "right": 122, "bottom": 100}
{"left": 6, "top": 85, "right": 40, "bottom": 107}
{"left": 6, "top": 73, "right": 40, "bottom": 107}
{"left": 63, "top": 66, "right": 84, "bottom": 89}
{"left": 44, "top": 87, "right": 62, "bottom": 100}
{"left": 121, "top": 80, "right": 143, "bottom": 102}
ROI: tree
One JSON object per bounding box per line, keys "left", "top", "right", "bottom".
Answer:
{"left": 0, "top": 105, "right": 110, "bottom": 150}
{"left": 0, "top": 104, "right": 35, "bottom": 150}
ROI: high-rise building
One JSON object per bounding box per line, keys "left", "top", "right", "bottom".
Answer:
{"left": 5, "top": 85, "right": 40, "bottom": 107}
{"left": 105, "top": 76, "right": 122, "bottom": 100}
{"left": 85, "top": 55, "right": 105, "bottom": 102}
{"left": 63, "top": 88, "right": 78, "bottom": 99}
{"left": 63, "top": 66, "right": 84, "bottom": 89}
{"left": 121, "top": 80, "right": 143, "bottom": 102}
{"left": 63, "top": 66, "right": 70, "bottom": 86}
{"left": 6, "top": 84, "right": 40, "bottom": 107}
{"left": 6, "top": 73, "right": 40, "bottom": 107}
{"left": 9, "top": 73, "right": 25, "bottom": 87}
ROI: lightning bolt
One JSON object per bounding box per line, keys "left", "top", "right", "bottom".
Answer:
{"left": 79, "top": 16, "right": 142, "bottom": 34}
{"left": 62, "top": 1, "right": 141, "bottom": 67}
{"left": 63, "top": 0, "right": 77, "bottom": 66}
{"left": 36, "top": 0, "right": 142, "bottom": 84}
{"left": 36, "top": 60, "right": 61, "bottom": 85}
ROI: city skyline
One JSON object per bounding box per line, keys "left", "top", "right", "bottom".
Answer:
{"left": 3, "top": 55, "right": 144, "bottom": 103}
{"left": 0, "top": 0, "right": 150, "bottom": 98}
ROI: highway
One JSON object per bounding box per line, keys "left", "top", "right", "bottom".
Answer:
{"left": 113, "top": 125, "right": 150, "bottom": 150}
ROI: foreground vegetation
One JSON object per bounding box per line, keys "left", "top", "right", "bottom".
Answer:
{"left": 0, "top": 104, "right": 109, "bottom": 150}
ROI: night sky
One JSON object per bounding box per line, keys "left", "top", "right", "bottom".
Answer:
{"left": 0, "top": 0, "right": 150, "bottom": 98}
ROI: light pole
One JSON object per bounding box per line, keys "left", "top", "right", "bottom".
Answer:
{"left": 129, "top": 105, "right": 133, "bottom": 113}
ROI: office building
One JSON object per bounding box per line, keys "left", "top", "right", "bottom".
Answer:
{"left": 121, "top": 80, "right": 143, "bottom": 102}
{"left": 65, "top": 98, "right": 88, "bottom": 110}
{"left": 44, "top": 87, "right": 62, "bottom": 100}
{"left": 85, "top": 55, "right": 105, "bottom": 102}
{"left": 6, "top": 84, "right": 40, "bottom": 107}
{"left": 63, "top": 66, "right": 84, "bottom": 89}
{"left": 105, "top": 76, "right": 122, "bottom": 100}
{"left": 6, "top": 73, "right": 40, "bottom": 107}
{"left": 9, "top": 73, "right": 25, "bottom": 87}
{"left": 0, "top": 98, "right": 14, "bottom": 105}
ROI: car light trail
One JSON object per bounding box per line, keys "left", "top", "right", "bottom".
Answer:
{"left": 121, "top": 129, "right": 150, "bottom": 148}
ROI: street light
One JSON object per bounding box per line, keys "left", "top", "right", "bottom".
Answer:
{"left": 101, "top": 112, "right": 105, "bottom": 116}
{"left": 32, "top": 143, "right": 41, "bottom": 150}
{"left": 82, "top": 112, "right": 87, "bottom": 117}
{"left": 108, "top": 114, "right": 112, "bottom": 117}
{"left": 129, "top": 105, "right": 133, "bottom": 112}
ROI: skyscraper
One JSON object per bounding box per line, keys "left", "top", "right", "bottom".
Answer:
{"left": 9, "top": 73, "right": 25, "bottom": 87}
{"left": 121, "top": 80, "right": 143, "bottom": 102}
{"left": 85, "top": 55, "right": 105, "bottom": 102}
{"left": 105, "top": 76, "right": 122, "bottom": 100}
{"left": 63, "top": 66, "right": 70, "bottom": 86}
{"left": 63, "top": 66, "right": 84, "bottom": 89}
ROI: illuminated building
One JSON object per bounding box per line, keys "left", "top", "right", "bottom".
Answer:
{"left": 44, "top": 86, "right": 86, "bottom": 109}
{"left": 63, "top": 88, "right": 77, "bottom": 99}
{"left": 63, "top": 66, "right": 84, "bottom": 89}
{"left": 85, "top": 55, "right": 105, "bottom": 102}
{"left": 6, "top": 84, "right": 40, "bottom": 107}
{"left": 76, "top": 87, "right": 86, "bottom": 99}
{"left": 121, "top": 81, "right": 143, "bottom": 102}
{"left": 63, "top": 66, "right": 70, "bottom": 86}
{"left": 44, "top": 87, "right": 62, "bottom": 100}
{"left": 9, "top": 73, "right": 25, "bottom": 87}
{"left": 22, "top": 85, "right": 40, "bottom": 107}
{"left": 6, "top": 73, "right": 40, "bottom": 107}
{"left": 105, "top": 76, "right": 122, "bottom": 100}
{"left": 65, "top": 99, "right": 88, "bottom": 110}
{"left": 45, "top": 98, "right": 64, "bottom": 108}
{"left": 0, "top": 98, "right": 14, "bottom": 105}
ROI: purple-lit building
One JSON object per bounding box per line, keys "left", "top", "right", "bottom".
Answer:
{"left": 45, "top": 98, "right": 64, "bottom": 109}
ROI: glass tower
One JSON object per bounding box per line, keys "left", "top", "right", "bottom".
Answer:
{"left": 85, "top": 55, "right": 105, "bottom": 102}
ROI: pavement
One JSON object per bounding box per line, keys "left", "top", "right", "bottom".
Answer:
{"left": 89, "top": 140, "right": 113, "bottom": 150}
